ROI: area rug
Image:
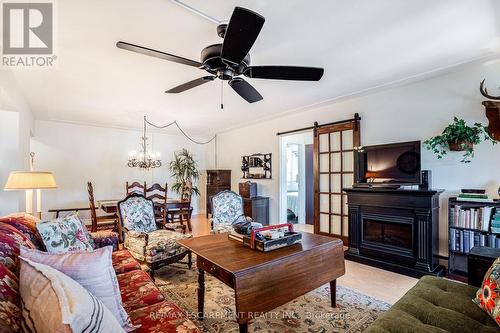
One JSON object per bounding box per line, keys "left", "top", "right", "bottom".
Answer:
{"left": 154, "top": 263, "right": 390, "bottom": 333}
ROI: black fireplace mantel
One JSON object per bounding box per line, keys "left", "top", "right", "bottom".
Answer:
{"left": 344, "top": 187, "right": 445, "bottom": 277}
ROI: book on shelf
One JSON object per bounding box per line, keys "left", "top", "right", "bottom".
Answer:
{"left": 455, "top": 197, "right": 494, "bottom": 203}
{"left": 450, "top": 228, "right": 499, "bottom": 253}
{"left": 450, "top": 204, "right": 494, "bottom": 231}
{"left": 458, "top": 193, "right": 489, "bottom": 199}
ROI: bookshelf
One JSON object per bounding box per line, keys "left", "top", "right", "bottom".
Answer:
{"left": 448, "top": 197, "right": 500, "bottom": 278}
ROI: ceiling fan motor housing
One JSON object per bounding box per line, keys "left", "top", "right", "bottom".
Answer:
{"left": 216, "top": 23, "right": 228, "bottom": 38}
{"left": 200, "top": 43, "right": 250, "bottom": 78}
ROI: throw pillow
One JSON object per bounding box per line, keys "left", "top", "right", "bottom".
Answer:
{"left": 20, "top": 246, "right": 137, "bottom": 332}
{"left": 36, "top": 213, "right": 94, "bottom": 253}
{"left": 473, "top": 257, "right": 500, "bottom": 326}
{"left": 0, "top": 213, "right": 44, "bottom": 249}
{"left": 0, "top": 264, "right": 20, "bottom": 333}
{"left": 18, "top": 257, "right": 126, "bottom": 333}
{"left": 0, "top": 224, "right": 35, "bottom": 271}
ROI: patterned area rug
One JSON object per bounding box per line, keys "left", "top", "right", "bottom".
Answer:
{"left": 154, "top": 263, "right": 390, "bottom": 333}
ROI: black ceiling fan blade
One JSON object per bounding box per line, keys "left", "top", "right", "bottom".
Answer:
{"left": 228, "top": 77, "right": 263, "bottom": 103}
{"left": 221, "top": 7, "right": 265, "bottom": 66}
{"left": 117, "top": 41, "right": 202, "bottom": 68}
{"left": 165, "top": 76, "right": 216, "bottom": 93}
{"left": 244, "top": 66, "right": 324, "bottom": 81}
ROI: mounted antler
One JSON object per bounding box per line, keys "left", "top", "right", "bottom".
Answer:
{"left": 480, "top": 79, "right": 500, "bottom": 100}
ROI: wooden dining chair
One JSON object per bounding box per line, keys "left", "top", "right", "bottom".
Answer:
{"left": 145, "top": 182, "right": 168, "bottom": 228}
{"left": 167, "top": 182, "right": 193, "bottom": 232}
{"left": 126, "top": 181, "right": 146, "bottom": 195}
{"left": 87, "top": 182, "right": 118, "bottom": 233}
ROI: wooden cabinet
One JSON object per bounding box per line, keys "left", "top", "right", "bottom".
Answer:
{"left": 206, "top": 170, "right": 231, "bottom": 217}
{"left": 243, "top": 197, "right": 269, "bottom": 226}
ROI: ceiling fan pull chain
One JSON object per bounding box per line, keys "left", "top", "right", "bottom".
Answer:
{"left": 221, "top": 79, "right": 224, "bottom": 110}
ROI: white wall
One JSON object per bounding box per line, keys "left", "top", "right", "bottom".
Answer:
{"left": 0, "top": 69, "right": 34, "bottom": 214}
{"left": 31, "top": 120, "right": 213, "bottom": 220}
{"left": 0, "top": 111, "right": 21, "bottom": 215}
{"left": 216, "top": 59, "right": 500, "bottom": 257}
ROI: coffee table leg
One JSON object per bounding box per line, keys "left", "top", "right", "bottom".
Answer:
{"left": 198, "top": 268, "right": 205, "bottom": 320}
{"left": 239, "top": 322, "right": 248, "bottom": 333}
{"left": 330, "top": 279, "right": 337, "bottom": 308}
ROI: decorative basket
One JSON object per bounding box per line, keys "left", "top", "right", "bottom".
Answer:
{"left": 448, "top": 141, "right": 473, "bottom": 151}
{"left": 243, "top": 223, "right": 302, "bottom": 252}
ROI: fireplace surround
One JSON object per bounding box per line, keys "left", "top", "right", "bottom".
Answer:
{"left": 344, "top": 187, "right": 444, "bottom": 277}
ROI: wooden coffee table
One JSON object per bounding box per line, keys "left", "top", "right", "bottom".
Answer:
{"left": 178, "top": 232, "right": 345, "bottom": 333}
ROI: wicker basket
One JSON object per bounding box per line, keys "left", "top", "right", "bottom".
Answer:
{"left": 448, "top": 141, "right": 473, "bottom": 151}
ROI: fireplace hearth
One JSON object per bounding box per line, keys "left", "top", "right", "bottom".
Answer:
{"left": 344, "top": 187, "right": 444, "bottom": 277}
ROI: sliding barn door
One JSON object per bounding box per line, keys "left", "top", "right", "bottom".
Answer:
{"left": 314, "top": 118, "right": 360, "bottom": 244}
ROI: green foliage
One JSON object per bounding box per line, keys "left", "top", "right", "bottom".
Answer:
{"left": 168, "top": 149, "right": 201, "bottom": 197}
{"left": 423, "top": 117, "right": 497, "bottom": 163}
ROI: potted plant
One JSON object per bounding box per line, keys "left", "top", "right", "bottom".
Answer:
{"left": 168, "top": 149, "right": 201, "bottom": 200}
{"left": 424, "top": 117, "right": 497, "bottom": 163}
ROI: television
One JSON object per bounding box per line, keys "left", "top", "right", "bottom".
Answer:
{"left": 355, "top": 141, "right": 421, "bottom": 186}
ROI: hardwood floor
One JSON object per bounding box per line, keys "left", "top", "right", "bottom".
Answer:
{"left": 189, "top": 214, "right": 417, "bottom": 305}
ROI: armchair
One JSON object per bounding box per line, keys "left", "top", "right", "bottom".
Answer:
{"left": 211, "top": 190, "right": 262, "bottom": 233}
{"left": 117, "top": 193, "right": 192, "bottom": 279}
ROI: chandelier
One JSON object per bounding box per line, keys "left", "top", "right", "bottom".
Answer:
{"left": 128, "top": 117, "right": 162, "bottom": 169}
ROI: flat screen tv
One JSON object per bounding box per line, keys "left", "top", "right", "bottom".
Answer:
{"left": 355, "top": 141, "right": 421, "bottom": 186}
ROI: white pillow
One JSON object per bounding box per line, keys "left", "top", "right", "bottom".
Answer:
{"left": 20, "top": 246, "right": 138, "bottom": 332}
{"left": 19, "top": 257, "right": 126, "bottom": 333}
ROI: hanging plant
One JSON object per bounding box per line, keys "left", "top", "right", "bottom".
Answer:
{"left": 424, "top": 117, "right": 497, "bottom": 163}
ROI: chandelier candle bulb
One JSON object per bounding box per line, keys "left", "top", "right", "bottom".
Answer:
{"left": 127, "top": 117, "right": 162, "bottom": 169}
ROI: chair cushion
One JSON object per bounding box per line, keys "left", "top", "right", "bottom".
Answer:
{"left": 212, "top": 222, "right": 234, "bottom": 234}
{"left": 117, "top": 270, "right": 164, "bottom": 312}
{"left": 0, "top": 264, "right": 20, "bottom": 333}
{"left": 19, "top": 257, "right": 126, "bottom": 333}
{"left": 36, "top": 213, "right": 94, "bottom": 253}
{"left": 20, "top": 246, "right": 136, "bottom": 332}
{"left": 119, "top": 195, "right": 157, "bottom": 233}
{"left": 112, "top": 250, "right": 141, "bottom": 275}
{"left": 365, "top": 276, "right": 499, "bottom": 333}
{"left": 129, "top": 300, "right": 200, "bottom": 333}
{"left": 0, "top": 213, "right": 44, "bottom": 250}
{"left": 0, "top": 224, "right": 35, "bottom": 271}
{"left": 473, "top": 257, "right": 500, "bottom": 326}
{"left": 124, "top": 230, "right": 191, "bottom": 263}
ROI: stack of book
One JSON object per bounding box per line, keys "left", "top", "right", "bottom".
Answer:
{"left": 228, "top": 231, "right": 244, "bottom": 243}
{"left": 492, "top": 212, "right": 500, "bottom": 234}
{"left": 456, "top": 191, "right": 494, "bottom": 203}
{"left": 450, "top": 205, "right": 493, "bottom": 231}
{"left": 449, "top": 229, "right": 500, "bottom": 253}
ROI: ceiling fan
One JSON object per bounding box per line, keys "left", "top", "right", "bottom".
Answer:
{"left": 116, "top": 6, "right": 324, "bottom": 106}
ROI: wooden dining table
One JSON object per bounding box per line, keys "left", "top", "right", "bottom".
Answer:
{"left": 98, "top": 199, "right": 192, "bottom": 230}
{"left": 98, "top": 198, "right": 191, "bottom": 214}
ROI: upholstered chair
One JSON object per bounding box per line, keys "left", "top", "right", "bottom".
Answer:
{"left": 117, "top": 193, "right": 191, "bottom": 279}
{"left": 211, "top": 190, "right": 247, "bottom": 233}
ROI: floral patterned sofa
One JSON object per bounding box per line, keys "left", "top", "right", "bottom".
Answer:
{"left": 0, "top": 212, "right": 200, "bottom": 333}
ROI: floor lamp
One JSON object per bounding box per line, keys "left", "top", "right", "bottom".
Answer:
{"left": 4, "top": 155, "right": 57, "bottom": 219}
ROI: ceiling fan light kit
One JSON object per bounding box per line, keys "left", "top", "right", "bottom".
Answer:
{"left": 117, "top": 6, "right": 324, "bottom": 108}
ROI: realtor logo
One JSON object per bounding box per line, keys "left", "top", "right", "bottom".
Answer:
{"left": 2, "top": 2, "right": 56, "bottom": 67}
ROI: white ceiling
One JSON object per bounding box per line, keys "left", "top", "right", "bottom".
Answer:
{"left": 9, "top": 0, "right": 500, "bottom": 135}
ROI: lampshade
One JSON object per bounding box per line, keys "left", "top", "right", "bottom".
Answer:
{"left": 4, "top": 171, "right": 58, "bottom": 190}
